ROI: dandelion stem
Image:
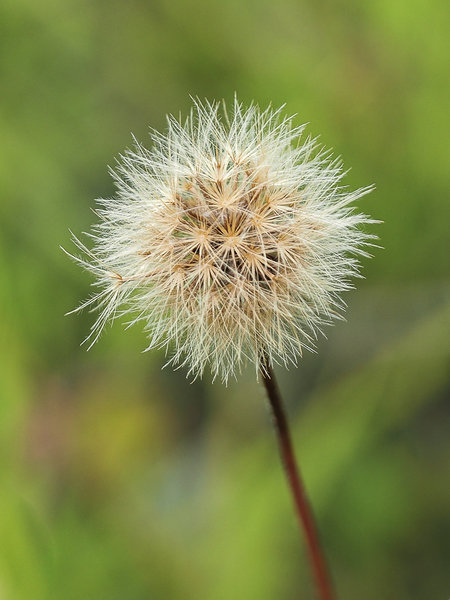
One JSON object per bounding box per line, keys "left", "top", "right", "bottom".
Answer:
{"left": 260, "top": 360, "right": 336, "bottom": 600}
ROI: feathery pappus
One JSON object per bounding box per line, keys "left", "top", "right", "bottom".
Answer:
{"left": 64, "top": 98, "right": 375, "bottom": 382}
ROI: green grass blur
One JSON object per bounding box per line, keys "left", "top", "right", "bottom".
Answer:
{"left": 0, "top": 0, "right": 449, "bottom": 598}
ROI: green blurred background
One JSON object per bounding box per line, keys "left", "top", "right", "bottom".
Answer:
{"left": 0, "top": 0, "right": 449, "bottom": 598}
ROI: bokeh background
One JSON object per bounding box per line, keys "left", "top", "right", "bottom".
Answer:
{"left": 1, "top": 0, "right": 449, "bottom": 598}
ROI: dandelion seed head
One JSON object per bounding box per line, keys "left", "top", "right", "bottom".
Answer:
{"left": 66, "top": 98, "right": 375, "bottom": 382}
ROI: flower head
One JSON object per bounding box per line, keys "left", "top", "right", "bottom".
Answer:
{"left": 66, "top": 98, "right": 375, "bottom": 382}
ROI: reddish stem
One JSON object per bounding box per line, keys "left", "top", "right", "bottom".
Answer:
{"left": 260, "top": 361, "right": 336, "bottom": 600}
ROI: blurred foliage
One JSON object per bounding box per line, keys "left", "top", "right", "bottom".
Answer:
{"left": 0, "top": 0, "right": 449, "bottom": 598}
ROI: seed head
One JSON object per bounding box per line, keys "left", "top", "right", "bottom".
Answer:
{"left": 65, "top": 98, "right": 375, "bottom": 382}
